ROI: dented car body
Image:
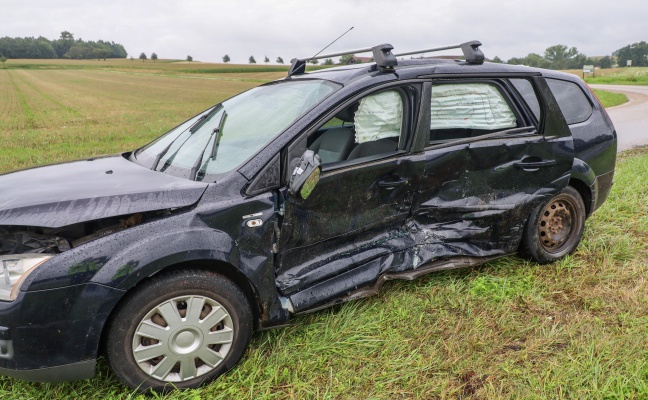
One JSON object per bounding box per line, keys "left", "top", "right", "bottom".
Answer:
{"left": 0, "top": 42, "right": 616, "bottom": 390}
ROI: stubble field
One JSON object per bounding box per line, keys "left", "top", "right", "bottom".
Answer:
{"left": 0, "top": 61, "right": 647, "bottom": 399}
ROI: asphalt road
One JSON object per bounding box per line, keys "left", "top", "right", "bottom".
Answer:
{"left": 589, "top": 84, "right": 648, "bottom": 152}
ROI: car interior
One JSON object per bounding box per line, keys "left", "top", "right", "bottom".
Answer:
{"left": 308, "top": 91, "right": 402, "bottom": 166}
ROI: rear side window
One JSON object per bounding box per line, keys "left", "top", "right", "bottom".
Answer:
{"left": 430, "top": 82, "right": 518, "bottom": 142}
{"left": 510, "top": 79, "right": 541, "bottom": 121}
{"left": 546, "top": 79, "right": 593, "bottom": 125}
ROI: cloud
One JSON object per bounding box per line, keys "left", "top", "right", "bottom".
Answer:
{"left": 2, "top": 0, "right": 647, "bottom": 63}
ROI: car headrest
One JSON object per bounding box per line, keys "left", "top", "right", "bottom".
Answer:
{"left": 335, "top": 102, "right": 359, "bottom": 123}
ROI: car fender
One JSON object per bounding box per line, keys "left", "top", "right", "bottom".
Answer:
{"left": 570, "top": 157, "right": 597, "bottom": 214}
{"left": 89, "top": 226, "right": 239, "bottom": 290}
{"left": 570, "top": 157, "right": 596, "bottom": 188}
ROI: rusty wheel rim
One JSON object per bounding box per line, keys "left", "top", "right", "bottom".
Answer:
{"left": 538, "top": 196, "right": 577, "bottom": 253}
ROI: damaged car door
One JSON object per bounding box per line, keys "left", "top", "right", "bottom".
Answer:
{"left": 409, "top": 77, "right": 574, "bottom": 262}
{"left": 276, "top": 85, "right": 423, "bottom": 312}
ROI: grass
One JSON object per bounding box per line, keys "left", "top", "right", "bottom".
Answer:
{"left": 0, "top": 62, "right": 647, "bottom": 399}
{"left": 562, "top": 67, "right": 648, "bottom": 85}
{"left": 592, "top": 89, "right": 628, "bottom": 108}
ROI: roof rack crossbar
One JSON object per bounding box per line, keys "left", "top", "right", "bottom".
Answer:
{"left": 288, "top": 44, "right": 396, "bottom": 77}
{"left": 394, "top": 43, "right": 464, "bottom": 57}
{"left": 287, "top": 40, "right": 484, "bottom": 77}
{"left": 395, "top": 40, "right": 484, "bottom": 64}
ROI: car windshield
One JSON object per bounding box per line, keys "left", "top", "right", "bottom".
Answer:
{"left": 132, "top": 79, "right": 341, "bottom": 181}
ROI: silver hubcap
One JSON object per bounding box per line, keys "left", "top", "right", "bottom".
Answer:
{"left": 132, "top": 295, "right": 234, "bottom": 382}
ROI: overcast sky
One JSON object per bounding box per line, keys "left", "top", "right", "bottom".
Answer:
{"left": 3, "top": 0, "right": 647, "bottom": 64}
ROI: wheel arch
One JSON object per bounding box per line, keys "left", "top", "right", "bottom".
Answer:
{"left": 568, "top": 177, "right": 592, "bottom": 216}
{"left": 98, "top": 258, "right": 263, "bottom": 357}
{"left": 569, "top": 157, "right": 596, "bottom": 216}
{"left": 151, "top": 259, "right": 263, "bottom": 329}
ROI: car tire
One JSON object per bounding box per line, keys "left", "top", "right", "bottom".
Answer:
{"left": 519, "top": 186, "right": 586, "bottom": 264}
{"left": 105, "top": 269, "right": 253, "bottom": 393}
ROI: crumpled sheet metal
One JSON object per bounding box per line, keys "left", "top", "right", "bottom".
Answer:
{"left": 277, "top": 205, "right": 525, "bottom": 298}
{"left": 276, "top": 182, "right": 563, "bottom": 312}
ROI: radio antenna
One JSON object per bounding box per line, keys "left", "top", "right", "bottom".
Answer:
{"left": 305, "top": 26, "right": 354, "bottom": 64}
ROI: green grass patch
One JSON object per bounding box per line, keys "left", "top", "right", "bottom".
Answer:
{"left": 584, "top": 67, "right": 648, "bottom": 85}
{"left": 592, "top": 89, "right": 628, "bottom": 108}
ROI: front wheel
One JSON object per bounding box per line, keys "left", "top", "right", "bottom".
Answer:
{"left": 519, "top": 186, "right": 586, "bottom": 264}
{"left": 105, "top": 269, "right": 252, "bottom": 393}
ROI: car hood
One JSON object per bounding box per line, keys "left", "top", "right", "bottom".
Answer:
{"left": 0, "top": 155, "right": 208, "bottom": 228}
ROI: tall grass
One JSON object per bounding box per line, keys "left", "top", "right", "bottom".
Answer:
{"left": 580, "top": 67, "right": 648, "bottom": 85}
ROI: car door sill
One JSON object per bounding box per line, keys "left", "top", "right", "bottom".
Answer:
{"left": 292, "top": 254, "right": 505, "bottom": 316}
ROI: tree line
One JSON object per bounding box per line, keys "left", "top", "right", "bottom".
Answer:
{"left": 0, "top": 31, "right": 127, "bottom": 60}
{"left": 494, "top": 41, "right": 648, "bottom": 69}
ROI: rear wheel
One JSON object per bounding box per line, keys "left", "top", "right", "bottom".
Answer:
{"left": 519, "top": 186, "right": 586, "bottom": 264}
{"left": 106, "top": 269, "right": 252, "bottom": 393}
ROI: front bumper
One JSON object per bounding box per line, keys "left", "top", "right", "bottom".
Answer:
{"left": 0, "top": 282, "right": 125, "bottom": 382}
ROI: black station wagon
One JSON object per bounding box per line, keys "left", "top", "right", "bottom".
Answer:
{"left": 0, "top": 41, "right": 616, "bottom": 392}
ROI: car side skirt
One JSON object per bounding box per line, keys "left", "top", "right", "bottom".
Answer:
{"left": 0, "top": 359, "right": 96, "bottom": 382}
{"left": 290, "top": 255, "right": 503, "bottom": 315}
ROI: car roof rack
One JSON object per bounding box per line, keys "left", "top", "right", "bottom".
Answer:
{"left": 287, "top": 40, "right": 484, "bottom": 77}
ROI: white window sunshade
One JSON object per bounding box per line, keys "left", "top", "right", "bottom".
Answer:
{"left": 431, "top": 84, "right": 517, "bottom": 130}
{"left": 354, "top": 90, "right": 403, "bottom": 143}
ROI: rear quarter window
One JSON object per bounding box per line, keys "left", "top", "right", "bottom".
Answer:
{"left": 510, "top": 79, "right": 541, "bottom": 121}
{"left": 546, "top": 78, "right": 593, "bottom": 125}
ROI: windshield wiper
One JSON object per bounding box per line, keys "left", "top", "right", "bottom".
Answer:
{"left": 209, "top": 112, "right": 228, "bottom": 160}
{"left": 189, "top": 105, "right": 221, "bottom": 134}
{"left": 189, "top": 111, "right": 227, "bottom": 181}
{"left": 149, "top": 105, "right": 221, "bottom": 171}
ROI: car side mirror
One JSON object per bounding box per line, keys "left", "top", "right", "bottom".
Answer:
{"left": 289, "top": 150, "right": 321, "bottom": 199}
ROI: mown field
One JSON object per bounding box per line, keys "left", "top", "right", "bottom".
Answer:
{"left": 0, "top": 62, "right": 647, "bottom": 399}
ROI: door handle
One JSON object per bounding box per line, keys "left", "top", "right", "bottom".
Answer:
{"left": 377, "top": 178, "right": 409, "bottom": 190}
{"left": 514, "top": 158, "right": 557, "bottom": 171}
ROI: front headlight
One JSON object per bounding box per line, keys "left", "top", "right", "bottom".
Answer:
{"left": 0, "top": 254, "right": 52, "bottom": 302}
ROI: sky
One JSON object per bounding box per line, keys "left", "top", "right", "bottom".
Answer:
{"left": 2, "top": 0, "right": 647, "bottom": 64}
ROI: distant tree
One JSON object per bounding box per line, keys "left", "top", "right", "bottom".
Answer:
{"left": 222, "top": 54, "right": 230, "bottom": 63}
{"left": 544, "top": 45, "right": 586, "bottom": 69}
{"left": 339, "top": 54, "right": 355, "bottom": 64}
{"left": 151, "top": 52, "right": 158, "bottom": 62}
{"left": 309, "top": 59, "right": 319, "bottom": 65}
{"left": 139, "top": 52, "right": 147, "bottom": 62}
{"left": 264, "top": 55, "right": 269, "bottom": 64}
{"left": 249, "top": 55, "right": 256, "bottom": 64}
{"left": 0, "top": 56, "right": 6, "bottom": 69}
{"left": 66, "top": 46, "right": 85, "bottom": 60}
{"left": 598, "top": 56, "right": 613, "bottom": 69}
{"left": 93, "top": 48, "right": 111, "bottom": 61}
{"left": 54, "top": 31, "right": 75, "bottom": 58}
{"left": 187, "top": 55, "right": 193, "bottom": 62}
{"left": 491, "top": 56, "right": 503, "bottom": 63}
{"left": 0, "top": 33, "right": 126, "bottom": 60}
{"left": 323, "top": 58, "right": 333, "bottom": 65}
{"left": 130, "top": 56, "right": 134, "bottom": 61}
{"left": 616, "top": 41, "right": 648, "bottom": 67}
{"left": 507, "top": 53, "right": 549, "bottom": 69}
{"left": 60, "top": 31, "right": 74, "bottom": 41}
{"left": 276, "top": 56, "right": 284, "bottom": 64}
